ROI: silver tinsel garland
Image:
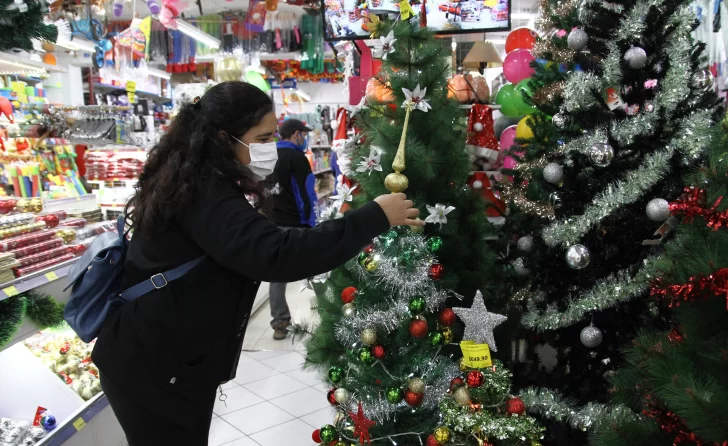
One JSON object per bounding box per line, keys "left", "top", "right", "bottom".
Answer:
{"left": 518, "top": 387, "right": 637, "bottom": 431}
{"left": 563, "top": 72, "right": 601, "bottom": 112}
{"left": 521, "top": 255, "right": 660, "bottom": 330}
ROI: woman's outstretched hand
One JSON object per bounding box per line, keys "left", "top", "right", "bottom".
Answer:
{"left": 374, "top": 193, "right": 423, "bottom": 227}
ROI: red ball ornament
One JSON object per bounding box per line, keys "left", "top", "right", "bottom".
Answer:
{"left": 428, "top": 263, "right": 445, "bottom": 280}
{"left": 312, "top": 429, "right": 322, "bottom": 443}
{"left": 449, "top": 377, "right": 465, "bottom": 392}
{"left": 327, "top": 388, "right": 338, "bottom": 405}
{"left": 364, "top": 244, "right": 375, "bottom": 254}
{"left": 341, "top": 287, "right": 358, "bottom": 304}
{"left": 427, "top": 434, "right": 442, "bottom": 446}
{"left": 409, "top": 319, "right": 428, "bottom": 338}
{"left": 467, "top": 370, "right": 484, "bottom": 388}
{"left": 506, "top": 397, "right": 526, "bottom": 415}
{"left": 404, "top": 389, "right": 424, "bottom": 406}
{"left": 372, "top": 344, "right": 386, "bottom": 359}
{"left": 438, "top": 308, "right": 456, "bottom": 326}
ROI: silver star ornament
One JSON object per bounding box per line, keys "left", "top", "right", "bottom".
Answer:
{"left": 452, "top": 290, "right": 507, "bottom": 351}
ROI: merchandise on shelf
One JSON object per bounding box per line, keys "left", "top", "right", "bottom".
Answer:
{"left": 0, "top": 417, "right": 47, "bottom": 445}
{"left": 24, "top": 329, "right": 102, "bottom": 401}
{"left": 84, "top": 149, "right": 145, "bottom": 181}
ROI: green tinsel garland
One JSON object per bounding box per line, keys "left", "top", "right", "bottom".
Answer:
{"left": 0, "top": 292, "right": 66, "bottom": 349}
{"left": 0, "top": 296, "right": 24, "bottom": 347}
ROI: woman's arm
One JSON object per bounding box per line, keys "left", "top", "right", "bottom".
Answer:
{"left": 182, "top": 180, "right": 390, "bottom": 283}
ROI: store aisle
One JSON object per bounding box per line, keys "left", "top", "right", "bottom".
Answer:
{"left": 207, "top": 283, "right": 329, "bottom": 446}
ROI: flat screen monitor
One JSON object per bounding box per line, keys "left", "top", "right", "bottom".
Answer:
{"left": 323, "top": 0, "right": 511, "bottom": 41}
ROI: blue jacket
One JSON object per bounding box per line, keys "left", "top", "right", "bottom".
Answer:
{"left": 269, "top": 141, "right": 318, "bottom": 227}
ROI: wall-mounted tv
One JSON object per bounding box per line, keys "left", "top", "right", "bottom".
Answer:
{"left": 323, "top": 0, "right": 510, "bottom": 41}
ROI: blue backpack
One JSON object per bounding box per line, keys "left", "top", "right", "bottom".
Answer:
{"left": 64, "top": 216, "right": 205, "bottom": 343}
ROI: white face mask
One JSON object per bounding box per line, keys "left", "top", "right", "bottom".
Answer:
{"left": 232, "top": 136, "right": 278, "bottom": 180}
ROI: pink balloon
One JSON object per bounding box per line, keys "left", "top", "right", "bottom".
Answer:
{"left": 503, "top": 156, "right": 518, "bottom": 170}
{"left": 499, "top": 125, "right": 518, "bottom": 152}
{"left": 503, "top": 49, "right": 535, "bottom": 84}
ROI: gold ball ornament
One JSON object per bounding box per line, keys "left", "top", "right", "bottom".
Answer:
{"left": 363, "top": 255, "right": 380, "bottom": 272}
{"left": 16, "top": 199, "right": 31, "bottom": 212}
{"left": 441, "top": 327, "right": 454, "bottom": 344}
{"left": 458, "top": 357, "right": 469, "bottom": 372}
{"left": 407, "top": 377, "right": 426, "bottom": 394}
{"left": 433, "top": 426, "right": 452, "bottom": 443}
{"left": 384, "top": 172, "right": 409, "bottom": 193}
{"left": 56, "top": 229, "right": 76, "bottom": 244}
{"left": 531, "top": 442, "right": 543, "bottom": 446}
{"left": 215, "top": 56, "right": 243, "bottom": 82}
{"left": 30, "top": 198, "right": 43, "bottom": 213}
{"left": 361, "top": 328, "right": 377, "bottom": 345}
{"left": 409, "top": 218, "right": 424, "bottom": 233}
{"left": 453, "top": 387, "right": 471, "bottom": 406}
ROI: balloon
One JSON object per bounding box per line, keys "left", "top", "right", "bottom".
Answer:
{"left": 516, "top": 116, "right": 534, "bottom": 140}
{"left": 494, "top": 116, "right": 520, "bottom": 139}
{"left": 245, "top": 71, "right": 270, "bottom": 92}
{"left": 496, "top": 84, "right": 521, "bottom": 118}
{"left": 499, "top": 125, "right": 518, "bottom": 153}
{"left": 503, "top": 49, "right": 535, "bottom": 84}
{"left": 514, "top": 78, "right": 537, "bottom": 115}
{"left": 505, "top": 28, "right": 538, "bottom": 54}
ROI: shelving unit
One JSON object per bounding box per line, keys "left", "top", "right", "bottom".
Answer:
{"left": 88, "top": 83, "right": 172, "bottom": 104}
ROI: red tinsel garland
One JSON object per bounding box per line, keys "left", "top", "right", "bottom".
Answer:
{"left": 669, "top": 187, "right": 728, "bottom": 231}
{"left": 650, "top": 268, "right": 728, "bottom": 310}
{"left": 642, "top": 396, "right": 728, "bottom": 446}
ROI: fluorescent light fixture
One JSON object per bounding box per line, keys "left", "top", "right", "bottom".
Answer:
{"left": 176, "top": 19, "right": 221, "bottom": 49}
{"left": 511, "top": 12, "right": 536, "bottom": 19}
{"left": 147, "top": 67, "right": 171, "bottom": 79}
{"left": 0, "top": 59, "right": 46, "bottom": 71}
{"left": 55, "top": 38, "right": 98, "bottom": 53}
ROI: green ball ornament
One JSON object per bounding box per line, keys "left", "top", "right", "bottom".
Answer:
{"left": 386, "top": 387, "right": 404, "bottom": 403}
{"left": 380, "top": 228, "right": 399, "bottom": 247}
{"left": 357, "top": 251, "right": 369, "bottom": 265}
{"left": 425, "top": 236, "right": 443, "bottom": 253}
{"left": 400, "top": 249, "right": 419, "bottom": 267}
{"left": 358, "top": 347, "right": 374, "bottom": 363}
{"left": 409, "top": 296, "right": 426, "bottom": 314}
{"left": 328, "top": 366, "right": 344, "bottom": 383}
{"left": 319, "top": 424, "right": 338, "bottom": 443}
{"left": 394, "top": 225, "right": 410, "bottom": 234}
{"left": 428, "top": 331, "right": 443, "bottom": 346}
{"left": 496, "top": 84, "right": 521, "bottom": 118}
{"left": 515, "top": 78, "right": 537, "bottom": 115}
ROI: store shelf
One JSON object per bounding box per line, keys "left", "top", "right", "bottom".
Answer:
{"left": 460, "top": 104, "right": 502, "bottom": 109}
{"left": 0, "top": 51, "right": 68, "bottom": 74}
{"left": 0, "top": 259, "right": 76, "bottom": 302}
{"left": 313, "top": 168, "right": 332, "bottom": 175}
{"left": 39, "top": 393, "right": 109, "bottom": 446}
{"left": 89, "top": 83, "right": 172, "bottom": 104}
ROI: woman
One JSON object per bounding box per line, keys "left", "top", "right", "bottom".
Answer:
{"left": 92, "top": 82, "right": 421, "bottom": 444}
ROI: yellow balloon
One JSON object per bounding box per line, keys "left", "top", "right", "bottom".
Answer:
{"left": 516, "top": 116, "right": 535, "bottom": 140}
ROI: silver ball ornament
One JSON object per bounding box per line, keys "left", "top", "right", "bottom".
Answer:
{"left": 692, "top": 69, "right": 714, "bottom": 90}
{"left": 588, "top": 143, "right": 615, "bottom": 167}
{"left": 565, "top": 244, "right": 591, "bottom": 269}
{"left": 580, "top": 325, "right": 603, "bottom": 348}
{"left": 543, "top": 163, "right": 564, "bottom": 184}
{"left": 644, "top": 101, "right": 655, "bottom": 113}
{"left": 361, "top": 328, "right": 377, "bottom": 345}
{"left": 552, "top": 113, "right": 567, "bottom": 129}
{"left": 517, "top": 235, "right": 534, "bottom": 252}
{"left": 453, "top": 387, "right": 471, "bottom": 406}
{"left": 334, "top": 388, "right": 351, "bottom": 403}
{"left": 408, "top": 377, "right": 426, "bottom": 394}
{"left": 646, "top": 198, "right": 670, "bottom": 221}
{"left": 624, "top": 47, "right": 647, "bottom": 69}
{"left": 342, "top": 303, "right": 356, "bottom": 317}
{"left": 567, "top": 28, "right": 589, "bottom": 51}
{"left": 513, "top": 258, "right": 531, "bottom": 276}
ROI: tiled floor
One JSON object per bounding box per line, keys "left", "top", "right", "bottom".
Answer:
{"left": 207, "top": 283, "right": 332, "bottom": 446}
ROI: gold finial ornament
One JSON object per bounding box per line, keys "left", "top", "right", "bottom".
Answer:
{"left": 384, "top": 103, "right": 413, "bottom": 193}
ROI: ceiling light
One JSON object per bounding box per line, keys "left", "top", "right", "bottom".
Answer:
{"left": 55, "top": 38, "right": 98, "bottom": 53}
{"left": 176, "top": 19, "right": 221, "bottom": 49}
{"left": 147, "top": 67, "right": 171, "bottom": 80}
{"left": 511, "top": 12, "right": 536, "bottom": 19}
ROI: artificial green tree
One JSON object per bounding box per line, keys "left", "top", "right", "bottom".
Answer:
{"left": 0, "top": 0, "right": 61, "bottom": 52}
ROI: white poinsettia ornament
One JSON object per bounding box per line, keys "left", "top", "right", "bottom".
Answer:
{"left": 356, "top": 147, "right": 383, "bottom": 175}
{"left": 332, "top": 182, "right": 357, "bottom": 209}
{"left": 377, "top": 31, "right": 397, "bottom": 60}
{"left": 402, "top": 84, "right": 432, "bottom": 112}
{"left": 424, "top": 203, "right": 455, "bottom": 226}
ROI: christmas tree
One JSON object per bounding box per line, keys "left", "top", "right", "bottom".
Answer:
{"left": 0, "top": 1, "right": 61, "bottom": 52}
{"left": 590, "top": 120, "right": 728, "bottom": 445}
{"left": 498, "top": 0, "right": 722, "bottom": 442}
{"left": 298, "top": 22, "right": 543, "bottom": 445}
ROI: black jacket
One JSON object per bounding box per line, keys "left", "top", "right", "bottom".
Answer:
{"left": 268, "top": 141, "right": 318, "bottom": 228}
{"left": 92, "top": 177, "right": 388, "bottom": 429}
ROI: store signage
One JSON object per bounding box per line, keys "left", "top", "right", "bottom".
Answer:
{"left": 268, "top": 78, "right": 297, "bottom": 89}
{"left": 126, "top": 81, "right": 137, "bottom": 103}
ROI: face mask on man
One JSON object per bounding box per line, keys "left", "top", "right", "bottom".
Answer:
{"left": 231, "top": 136, "right": 278, "bottom": 180}
{"left": 296, "top": 132, "right": 309, "bottom": 151}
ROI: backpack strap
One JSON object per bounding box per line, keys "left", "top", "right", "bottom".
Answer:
{"left": 118, "top": 256, "right": 207, "bottom": 303}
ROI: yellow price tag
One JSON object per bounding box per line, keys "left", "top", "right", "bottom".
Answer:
{"left": 72, "top": 418, "right": 86, "bottom": 431}
{"left": 45, "top": 272, "right": 58, "bottom": 281}
{"left": 125, "top": 80, "right": 136, "bottom": 93}
{"left": 3, "top": 286, "right": 19, "bottom": 297}
{"left": 459, "top": 341, "right": 492, "bottom": 368}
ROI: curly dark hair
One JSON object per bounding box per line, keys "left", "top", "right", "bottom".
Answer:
{"left": 126, "top": 81, "right": 274, "bottom": 233}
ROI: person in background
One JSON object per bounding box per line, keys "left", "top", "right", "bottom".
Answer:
{"left": 267, "top": 119, "right": 316, "bottom": 340}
